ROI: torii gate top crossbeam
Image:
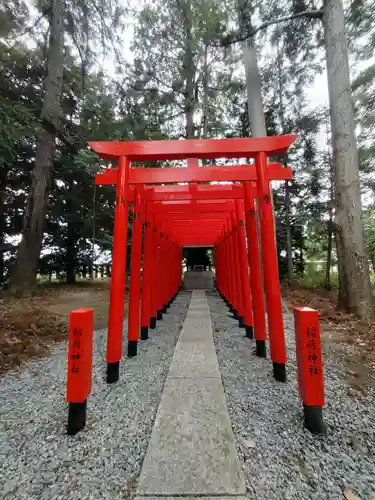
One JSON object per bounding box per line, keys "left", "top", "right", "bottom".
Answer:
{"left": 96, "top": 163, "right": 291, "bottom": 185}
{"left": 89, "top": 135, "right": 295, "bottom": 161}
{"left": 150, "top": 201, "right": 235, "bottom": 213}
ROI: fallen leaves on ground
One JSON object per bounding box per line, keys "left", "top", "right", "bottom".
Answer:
{"left": 344, "top": 488, "right": 360, "bottom": 500}
{"left": 0, "top": 298, "right": 67, "bottom": 373}
{"left": 281, "top": 283, "right": 375, "bottom": 387}
{"left": 0, "top": 281, "right": 126, "bottom": 374}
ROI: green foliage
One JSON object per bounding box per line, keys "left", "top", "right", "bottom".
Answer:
{"left": 363, "top": 206, "right": 375, "bottom": 272}
{"left": 0, "top": 0, "right": 374, "bottom": 291}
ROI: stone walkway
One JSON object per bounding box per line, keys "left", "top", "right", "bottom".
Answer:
{"left": 136, "top": 290, "right": 246, "bottom": 499}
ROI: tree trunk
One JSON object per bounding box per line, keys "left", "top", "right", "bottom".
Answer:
{"left": 0, "top": 172, "right": 6, "bottom": 285}
{"left": 182, "top": 1, "right": 195, "bottom": 139}
{"left": 285, "top": 182, "right": 293, "bottom": 282}
{"left": 237, "top": 0, "right": 267, "bottom": 137}
{"left": 325, "top": 219, "right": 333, "bottom": 289}
{"left": 323, "top": 0, "right": 373, "bottom": 320}
{"left": 242, "top": 38, "right": 267, "bottom": 136}
{"left": 91, "top": 183, "right": 96, "bottom": 280}
{"left": 65, "top": 202, "right": 77, "bottom": 285}
{"left": 236, "top": 0, "right": 269, "bottom": 292}
{"left": 335, "top": 230, "right": 349, "bottom": 310}
{"left": 276, "top": 38, "right": 293, "bottom": 282}
{"left": 9, "top": 0, "right": 64, "bottom": 294}
{"left": 202, "top": 43, "right": 209, "bottom": 139}
{"left": 325, "top": 158, "right": 334, "bottom": 289}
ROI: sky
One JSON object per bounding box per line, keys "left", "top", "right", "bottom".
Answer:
{"left": 305, "top": 72, "right": 329, "bottom": 110}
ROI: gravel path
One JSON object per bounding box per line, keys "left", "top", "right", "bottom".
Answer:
{"left": 0, "top": 291, "right": 191, "bottom": 500}
{"left": 207, "top": 290, "right": 375, "bottom": 500}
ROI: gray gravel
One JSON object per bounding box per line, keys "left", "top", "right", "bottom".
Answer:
{"left": 207, "top": 290, "right": 375, "bottom": 500}
{"left": 0, "top": 291, "right": 191, "bottom": 500}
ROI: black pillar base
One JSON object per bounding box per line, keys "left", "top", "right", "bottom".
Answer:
{"left": 232, "top": 309, "right": 239, "bottom": 320}
{"left": 140, "top": 326, "right": 149, "bottom": 340}
{"left": 245, "top": 325, "right": 254, "bottom": 339}
{"left": 163, "top": 304, "right": 169, "bottom": 313}
{"left": 303, "top": 404, "right": 327, "bottom": 435}
{"left": 127, "top": 340, "right": 138, "bottom": 357}
{"left": 150, "top": 317, "right": 157, "bottom": 329}
{"left": 273, "top": 361, "right": 286, "bottom": 382}
{"left": 238, "top": 316, "right": 245, "bottom": 328}
{"left": 67, "top": 400, "right": 87, "bottom": 435}
{"left": 107, "top": 361, "right": 120, "bottom": 383}
{"left": 157, "top": 309, "right": 163, "bottom": 321}
{"left": 255, "top": 339, "right": 266, "bottom": 357}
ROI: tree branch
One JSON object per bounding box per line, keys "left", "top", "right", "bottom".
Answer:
{"left": 216, "top": 10, "right": 323, "bottom": 47}
{"left": 0, "top": 243, "right": 18, "bottom": 254}
{"left": 7, "top": 11, "right": 48, "bottom": 42}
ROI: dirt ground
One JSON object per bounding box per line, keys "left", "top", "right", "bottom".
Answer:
{"left": 0, "top": 281, "right": 127, "bottom": 374}
{"left": 1, "top": 281, "right": 374, "bottom": 390}
{"left": 45, "top": 281, "right": 113, "bottom": 329}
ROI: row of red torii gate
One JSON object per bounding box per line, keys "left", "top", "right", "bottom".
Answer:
{"left": 89, "top": 134, "right": 295, "bottom": 384}
{"left": 66, "top": 134, "right": 326, "bottom": 437}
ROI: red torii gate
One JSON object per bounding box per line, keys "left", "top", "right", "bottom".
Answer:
{"left": 90, "top": 135, "right": 295, "bottom": 384}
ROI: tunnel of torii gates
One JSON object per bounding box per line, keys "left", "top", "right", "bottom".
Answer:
{"left": 89, "top": 135, "right": 296, "bottom": 384}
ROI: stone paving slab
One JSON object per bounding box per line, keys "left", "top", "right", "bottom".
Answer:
{"left": 137, "top": 291, "right": 245, "bottom": 498}
{"left": 179, "top": 317, "right": 213, "bottom": 342}
{"left": 179, "top": 325, "right": 213, "bottom": 342}
{"left": 135, "top": 496, "right": 247, "bottom": 500}
{"left": 136, "top": 377, "right": 246, "bottom": 496}
{"left": 168, "top": 341, "right": 220, "bottom": 378}
{"left": 188, "top": 303, "right": 208, "bottom": 309}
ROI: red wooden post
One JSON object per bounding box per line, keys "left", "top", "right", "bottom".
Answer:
{"left": 66, "top": 308, "right": 94, "bottom": 434}
{"left": 230, "top": 211, "right": 245, "bottom": 323}
{"left": 255, "top": 152, "right": 287, "bottom": 381}
{"left": 149, "top": 214, "right": 159, "bottom": 328}
{"left": 167, "top": 240, "right": 175, "bottom": 307}
{"left": 163, "top": 231, "right": 171, "bottom": 309}
{"left": 243, "top": 181, "right": 267, "bottom": 357}
{"left": 235, "top": 199, "right": 254, "bottom": 337}
{"left": 140, "top": 206, "right": 152, "bottom": 339}
{"left": 214, "top": 246, "right": 221, "bottom": 294}
{"left": 293, "top": 307, "right": 326, "bottom": 434}
{"left": 127, "top": 184, "right": 144, "bottom": 357}
{"left": 225, "top": 220, "right": 236, "bottom": 312}
{"left": 218, "top": 236, "right": 229, "bottom": 304}
{"left": 173, "top": 245, "right": 181, "bottom": 299}
{"left": 156, "top": 224, "right": 164, "bottom": 321}
{"left": 162, "top": 234, "right": 170, "bottom": 311}
{"left": 106, "top": 156, "right": 130, "bottom": 383}
{"left": 220, "top": 240, "right": 228, "bottom": 301}
{"left": 215, "top": 246, "right": 221, "bottom": 294}
{"left": 225, "top": 225, "right": 233, "bottom": 308}
{"left": 168, "top": 240, "right": 179, "bottom": 305}
{"left": 222, "top": 231, "right": 230, "bottom": 303}
{"left": 160, "top": 227, "right": 168, "bottom": 313}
